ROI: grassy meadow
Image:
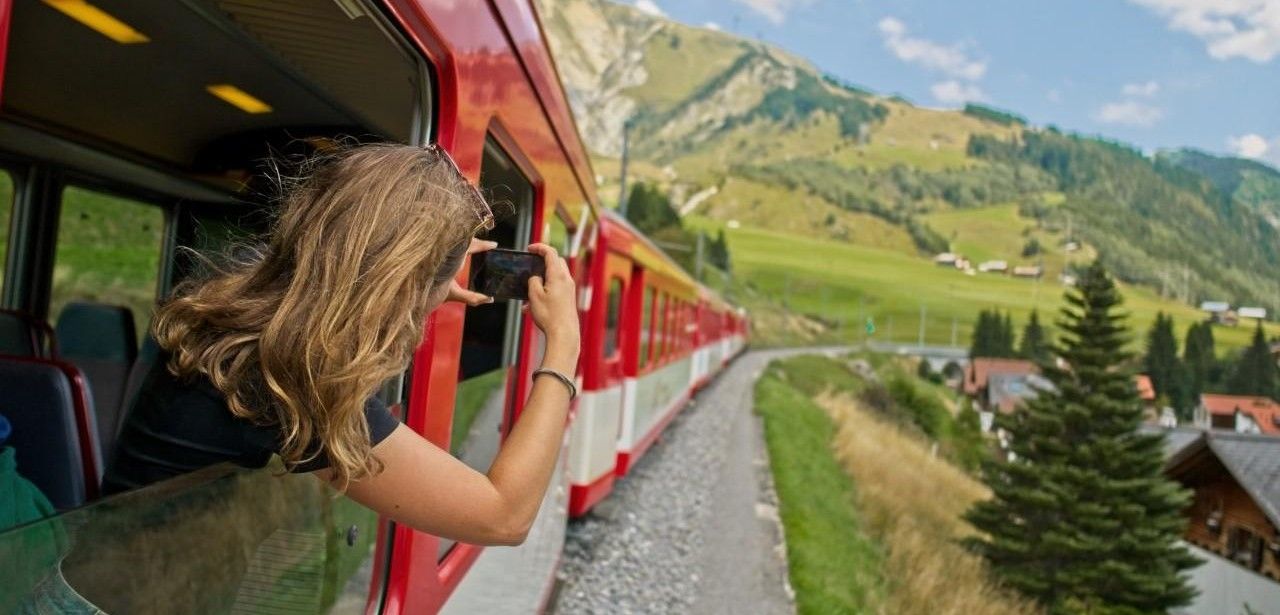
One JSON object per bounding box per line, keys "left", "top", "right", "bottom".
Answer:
{"left": 757, "top": 354, "right": 1035, "bottom": 614}
{"left": 691, "top": 216, "right": 1275, "bottom": 352}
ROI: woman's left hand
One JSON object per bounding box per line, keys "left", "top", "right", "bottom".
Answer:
{"left": 447, "top": 238, "right": 498, "bottom": 306}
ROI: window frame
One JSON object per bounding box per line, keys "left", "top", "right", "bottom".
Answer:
{"left": 603, "top": 275, "right": 625, "bottom": 360}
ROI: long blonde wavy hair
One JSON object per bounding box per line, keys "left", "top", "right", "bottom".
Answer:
{"left": 154, "top": 143, "right": 493, "bottom": 488}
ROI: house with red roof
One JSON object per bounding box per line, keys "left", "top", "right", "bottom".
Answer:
{"left": 962, "top": 358, "right": 1037, "bottom": 398}
{"left": 1195, "top": 394, "right": 1280, "bottom": 435}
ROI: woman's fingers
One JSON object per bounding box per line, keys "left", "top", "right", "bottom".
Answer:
{"left": 467, "top": 238, "right": 499, "bottom": 255}
{"left": 447, "top": 279, "right": 492, "bottom": 306}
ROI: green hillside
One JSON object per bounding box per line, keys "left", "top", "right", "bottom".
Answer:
{"left": 1160, "top": 148, "right": 1280, "bottom": 227}
{"left": 689, "top": 215, "right": 1276, "bottom": 351}
{"left": 540, "top": 0, "right": 1280, "bottom": 350}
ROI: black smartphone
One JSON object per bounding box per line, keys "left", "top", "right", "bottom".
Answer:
{"left": 470, "top": 248, "right": 546, "bottom": 302}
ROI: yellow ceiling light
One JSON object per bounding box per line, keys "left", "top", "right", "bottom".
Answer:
{"left": 42, "top": 0, "right": 150, "bottom": 44}
{"left": 206, "top": 84, "right": 273, "bottom": 114}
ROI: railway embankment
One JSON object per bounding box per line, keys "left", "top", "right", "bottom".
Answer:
{"left": 552, "top": 350, "right": 821, "bottom": 614}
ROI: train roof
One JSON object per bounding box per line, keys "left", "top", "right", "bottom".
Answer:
{"left": 598, "top": 208, "right": 736, "bottom": 310}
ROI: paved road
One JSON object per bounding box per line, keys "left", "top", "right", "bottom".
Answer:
{"left": 555, "top": 347, "right": 850, "bottom": 614}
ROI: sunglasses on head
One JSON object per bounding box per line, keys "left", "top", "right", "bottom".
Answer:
{"left": 425, "top": 143, "right": 496, "bottom": 235}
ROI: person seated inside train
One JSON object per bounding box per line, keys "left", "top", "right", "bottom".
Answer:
{"left": 103, "top": 144, "right": 579, "bottom": 546}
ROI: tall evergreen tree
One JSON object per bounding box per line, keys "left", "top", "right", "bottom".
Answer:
{"left": 970, "top": 310, "right": 993, "bottom": 358}
{"left": 1018, "top": 309, "right": 1051, "bottom": 363}
{"left": 1001, "top": 312, "right": 1016, "bottom": 358}
{"left": 1145, "top": 312, "right": 1190, "bottom": 413}
{"left": 708, "top": 228, "right": 732, "bottom": 272}
{"left": 965, "top": 261, "right": 1198, "bottom": 612}
{"left": 1182, "top": 322, "right": 1215, "bottom": 407}
{"left": 1227, "top": 322, "right": 1278, "bottom": 399}
{"left": 971, "top": 309, "right": 1013, "bottom": 358}
{"left": 624, "top": 182, "right": 679, "bottom": 235}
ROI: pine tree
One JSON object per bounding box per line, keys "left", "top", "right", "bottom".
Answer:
{"left": 1183, "top": 322, "right": 1215, "bottom": 404}
{"left": 1001, "top": 312, "right": 1016, "bottom": 357}
{"left": 965, "top": 261, "right": 1198, "bottom": 612}
{"left": 970, "top": 310, "right": 991, "bottom": 358}
{"left": 1145, "top": 313, "right": 1190, "bottom": 413}
{"left": 1227, "top": 322, "right": 1278, "bottom": 399}
{"left": 708, "top": 228, "right": 732, "bottom": 272}
{"left": 971, "top": 309, "right": 1002, "bottom": 358}
{"left": 625, "top": 182, "right": 679, "bottom": 235}
{"left": 1019, "top": 309, "right": 1051, "bottom": 364}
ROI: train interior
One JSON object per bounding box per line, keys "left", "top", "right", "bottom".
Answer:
{"left": 0, "top": 0, "right": 428, "bottom": 508}
{"left": 0, "top": 0, "right": 478, "bottom": 610}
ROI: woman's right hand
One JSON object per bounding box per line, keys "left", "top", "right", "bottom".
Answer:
{"left": 526, "top": 244, "right": 579, "bottom": 353}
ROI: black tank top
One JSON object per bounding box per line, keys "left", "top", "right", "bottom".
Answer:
{"left": 101, "top": 355, "right": 399, "bottom": 495}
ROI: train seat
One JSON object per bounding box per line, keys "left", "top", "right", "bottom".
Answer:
{"left": 0, "top": 310, "right": 56, "bottom": 358}
{"left": 55, "top": 303, "right": 138, "bottom": 458}
{"left": 114, "top": 336, "right": 161, "bottom": 455}
{"left": 0, "top": 355, "right": 100, "bottom": 508}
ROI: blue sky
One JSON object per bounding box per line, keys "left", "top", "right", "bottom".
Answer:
{"left": 628, "top": 0, "right": 1280, "bottom": 168}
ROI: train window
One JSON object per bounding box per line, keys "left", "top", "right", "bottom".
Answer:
{"left": 639, "top": 286, "right": 654, "bottom": 368}
{"left": 442, "top": 139, "right": 534, "bottom": 559}
{"left": 604, "top": 278, "right": 624, "bottom": 358}
{"left": 51, "top": 186, "right": 164, "bottom": 340}
{"left": 654, "top": 293, "right": 667, "bottom": 360}
{"left": 0, "top": 171, "right": 13, "bottom": 294}
{"left": 545, "top": 203, "right": 571, "bottom": 254}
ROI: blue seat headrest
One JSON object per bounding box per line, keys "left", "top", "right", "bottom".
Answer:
{"left": 56, "top": 303, "right": 137, "bottom": 362}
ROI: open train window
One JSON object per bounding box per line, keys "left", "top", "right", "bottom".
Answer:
{"left": 0, "top": 170, "right": 13, "bottom": 296}
{"left": 442, "top": 138, "right": 534, "bottom": 558}
{"left": 639, "top": 286, "right": 654, "bottom": 368}
{"left": 51, "top": 186, "right": 165, "bottom": 341}
{"left": 603, "top": 278, "right": 624, "bottom": 358}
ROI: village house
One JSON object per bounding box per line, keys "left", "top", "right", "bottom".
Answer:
{"left": 977, "top": 260, "right": 1008, "bottom": 274}
{"left": 1135, "top": 374, "right": 1179, "bottom": 427}
{"left": 1011, "top": 265, "right": 1043, "bottom": 279}
{"left": 1195, "top": 393, "right": 1280, "bottom": 435}
{"left": 962, "top": 358, "right": 1039, "bottom": 431}
{"left": 1162, "top": 430, "right": 1280, "bottom": 613}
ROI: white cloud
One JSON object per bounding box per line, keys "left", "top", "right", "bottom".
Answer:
{"left": 877, "top": 17, "right": 987, "bottom": 80}
{"left": 931, "top": 80, "right": 986, "bottom": 105}
{"left": 634, "top": 0, "right": 665, "bottom": 18}
{"left": 1129, "top": 0, "right": 1280, "bottom": 62}
{"left": 1094, "top": 100, "right": 1166, "bottom": 127}
{"left": 1046, "top": 88, "right": 1062, "bottom": 103}
{"left": 704, "top": 21, "right": 722, "bottom": 31}
{"left": 1228, "top": 133, "right": 1272, "bottom": 158}
{"left": 1121, "top": 80, "right": 1161, "bottom": 96}
{"left": 733, "top": 0, "right": 814, "bottom": 25}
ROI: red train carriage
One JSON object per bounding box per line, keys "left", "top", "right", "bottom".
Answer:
{"left": 0, "top": 0, "right": 745, "bottom": 613}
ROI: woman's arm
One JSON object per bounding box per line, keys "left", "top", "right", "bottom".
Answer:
{"left": 330, "top": 243, "right": 579, "bottom": 546}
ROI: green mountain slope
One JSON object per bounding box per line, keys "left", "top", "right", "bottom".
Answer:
{"left": 538, "top": 0, "right": 1280, "bottom": 334}
{"left": 1160, "top": 148, "right": 1280, "bottom": 228}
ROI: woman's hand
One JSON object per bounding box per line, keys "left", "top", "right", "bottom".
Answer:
{"left": 526, "top": 243, "right": 579, "bottom": 353}
{"left": 447, "top": 238, "right": 498, "bottom": 306}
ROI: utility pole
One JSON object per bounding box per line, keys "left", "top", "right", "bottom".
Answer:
{"left": 694, "top": 232, "right": 705, "bottom": 281}
{"left": 918, "top": 304, "right": 926, "bottom": 348}
{"left": 617, "top": 119, "right": 631, "bottom": 218}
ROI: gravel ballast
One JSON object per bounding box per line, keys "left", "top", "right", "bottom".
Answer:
{"left": 553, "top": 350, "right": 811, "bottom": 614}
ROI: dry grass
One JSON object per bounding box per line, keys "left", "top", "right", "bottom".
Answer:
{"left": 816, "top": 390, "right": 1039, "bottom": 615}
